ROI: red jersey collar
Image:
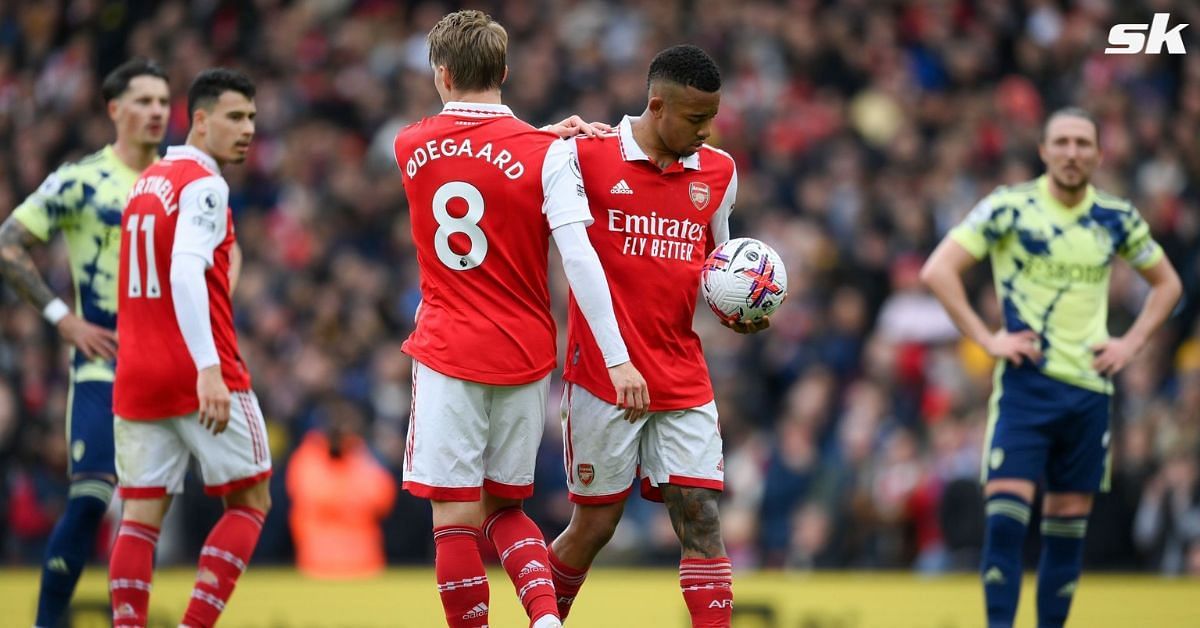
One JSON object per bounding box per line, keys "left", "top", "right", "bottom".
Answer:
{"left": 440, "top": 101, "right": 514, "bottom": 118}
{"left": 165, "top": 145, "right": 220, "bottom": 175}
{"left": 616, "top": 116, "right": 702, "bottom": 171}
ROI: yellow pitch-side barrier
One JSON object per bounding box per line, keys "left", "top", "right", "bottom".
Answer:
{"left": 1, "top": 568, "right": 1197, "bottom": 627}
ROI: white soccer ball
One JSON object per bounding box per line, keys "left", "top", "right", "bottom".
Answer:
{"left": 701, "top": 237, "right": 788, "bottom": 324}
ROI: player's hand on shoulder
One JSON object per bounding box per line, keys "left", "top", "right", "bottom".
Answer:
{"left": 196, "top": 365, "right": 232, "bottom": 435}
{"left": 1091, "top": 336, "right": 1140, "bottom": 377}
{"left": 57, "top": 313, "right": 117, "bottom": 360}
{"left": 545, "top": 115, "right": 612, "bottom": 139}
{"left": 985, "top": 329, "right": 1042, "bottom": 366}
{"left": 722, "top": 316, "right": 770, "bottom": 335}
{"left": 608, "top": 361, "right": 650, "bottom": 422}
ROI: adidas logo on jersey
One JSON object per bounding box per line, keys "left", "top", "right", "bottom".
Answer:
{"left": 610, "top": 179, "right": 634, "bottom": 195}
{"left": 518, "top": 559, "right": 548, "bottom": 578}
{"left": 463, "top": 602, "right": 489, "bottom": 619}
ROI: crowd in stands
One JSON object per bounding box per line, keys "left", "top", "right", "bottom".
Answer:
{"left": 1, "top": 0, "right": 1198, "bottom": 576}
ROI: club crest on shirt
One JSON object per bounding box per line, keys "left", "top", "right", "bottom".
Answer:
{"left": 577, "top": 463, "right": 595, "bottom": 486}
{"left": 689, "top": 181, "right": 710, "bottom": 210}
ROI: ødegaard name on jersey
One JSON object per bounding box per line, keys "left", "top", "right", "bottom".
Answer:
{"left": 403, "top": 136, "right": 525, "bottom": 180}
{"left": 608, "top": 208, "right": 706, "bottom": 262}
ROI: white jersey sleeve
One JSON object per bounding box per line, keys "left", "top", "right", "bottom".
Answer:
{"left": 172, "top": 175, "right": 230, "bottom": 268}
{"left": 541, "top": 137, "right": 592, "bottom": 230}
{"left": 552, "top": 222, "right": 630, "bottom": 367}
{"left": 170, "top": 253, "right": 220, "bottom": 370}
{"left": 710, "top": 166, "right": 737, "bottom": 246}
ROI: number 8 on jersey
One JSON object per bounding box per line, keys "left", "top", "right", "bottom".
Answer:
{"left": 433, "top": 181, "right": 487, "bottom": 270}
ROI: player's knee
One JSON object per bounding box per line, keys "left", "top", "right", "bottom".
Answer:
{"left": 252, "top": 492, "right": 273, "bottom": 514}
{"left": 226, "top": 481, "right": 272, "bottom": 514}
{"left": 481, "top": 493, "right": 522, "bottom": 516}
{"left": 1043, "top": 492, "right": 1092, "bottom": 517}
{"left": 570, "top": 503, "right": 624, "bottom": 549}
{"left": 664, "top": 486, "right": 723, "bottom": 552}
{"left": 244, "top": 489, "right": 272, "bottom": 514}
{"left": 432, "top": 500, "right": 484, "bottom": 528}
{"left": 984, "top": 479, "right": 1036, "bottom": 503}
{"left": 122, "top": 497, "right": 171, "bottom": 527}
{"left": 71, "top": 472, "right": 117, "bottom": 488}
{"left": 684, "top": 498, "right": 721, "bottom": 539}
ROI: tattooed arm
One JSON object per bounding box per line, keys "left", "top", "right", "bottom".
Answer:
{"left": 0, "top": 216, "right": 57, "bottom": 309}
{"left": 0, "top": 216, "right": 117, "bottom": 359}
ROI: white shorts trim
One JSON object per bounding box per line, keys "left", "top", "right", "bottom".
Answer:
{"left": 402, "top": 361, "right": 549, "bottom": 501}
{"left": 561, "top": 382, "right": 724, "bottom": 504}
{"left": 115, "top": 390, "right": 272, "bottom": 497}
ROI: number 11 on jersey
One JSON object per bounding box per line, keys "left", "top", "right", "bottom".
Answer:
{"left": 125, "top": 214, "right": 161, "bottom": 298}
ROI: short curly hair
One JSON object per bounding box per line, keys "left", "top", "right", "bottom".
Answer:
{"left": 646, "top": 44, "right": 721, "bottom": 93}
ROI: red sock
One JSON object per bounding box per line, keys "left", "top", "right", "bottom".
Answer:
{"left": 181, "top": 506, "right": 265, "bottom": 627}
{"left": 548, "top": 546, "right": 589, "bottom": 621}
{"left": 109, "top": 521, "right": 159, "bottom": 628}
{"left": 680, "top": 557, "right": 733, "bottom": 627}
{"left": 483, "top": 507, "right": 558, "bottom": 624}
{"left": 434, "top": 526, "right": 490, "bottom": 627}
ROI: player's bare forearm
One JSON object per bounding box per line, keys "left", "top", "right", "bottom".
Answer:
{"left": 662, "top": 485, "right": 726, "bottom": 559}
{"left": 920, "top": 238, "right": 992, "bottom": 346}
{"left": 1124, "top": 257, "right": 1183, "bottom": 347}
{"left": 0, "top": 216, "right": 56, "bottom": 309}
{"left": 228, "top": 241, "right": 242, "bottom": 295}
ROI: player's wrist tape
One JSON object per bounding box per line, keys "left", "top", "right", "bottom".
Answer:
{"left": 43, "top": 298, "right": 69, "bottom": 325}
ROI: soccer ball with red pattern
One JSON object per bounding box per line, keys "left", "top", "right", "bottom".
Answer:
{"left": 701, "top": 238, "right": 788, "bottom": 324}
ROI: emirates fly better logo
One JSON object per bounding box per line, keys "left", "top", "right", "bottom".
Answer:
{"left": 1105, "top": 13, "right": 1188, "bottom": 54}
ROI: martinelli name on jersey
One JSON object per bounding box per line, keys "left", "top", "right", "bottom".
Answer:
{"left": 127, "top": 176, "right": 179, "bottom": 214}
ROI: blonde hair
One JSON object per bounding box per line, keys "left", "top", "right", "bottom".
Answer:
{"left": 427, "top": 10, "right": 508, "bottom": 93}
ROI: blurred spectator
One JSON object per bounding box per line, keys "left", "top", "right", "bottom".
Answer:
{"left": 5, "top": 422, "right": 68, "bottom": 563}
{"left": 287, "top": 398, "right": 395, "bottom": 579}
{"left": 1134, "top": 445, "right": 1200, "bottom": 575}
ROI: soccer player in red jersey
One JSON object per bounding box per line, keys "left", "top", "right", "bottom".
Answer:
{"left": 109, "top": 68, "right": 267, "bottom": 628}
{"left": 548, "top": 45, "right": 767, "bottom": 628}
{"left": 0, "top": 59, "right": 168, "bottom": 628}
{"left": 394, "top": 11, "right": 649, "bottom": 628}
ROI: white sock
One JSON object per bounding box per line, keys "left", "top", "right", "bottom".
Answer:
{"left": 531, "top": 615, "right": 563, "bottom": 628}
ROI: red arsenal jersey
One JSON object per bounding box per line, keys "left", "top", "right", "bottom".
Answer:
{"left": 115, "top": 145, "right": 250, "bottom": 419}
{"left": 565, "top": 117, "right": 737, "bottom": 410}
{"left": 395, "top": 102, "right": 591, "bottom": 385}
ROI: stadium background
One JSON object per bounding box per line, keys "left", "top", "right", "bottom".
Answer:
{"left": 0, "top": 0, "right": 1198, "bottom": 626}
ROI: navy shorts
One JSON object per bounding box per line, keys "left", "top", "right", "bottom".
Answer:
{"left": 982, "top": 365, "right": 1111, "bottom": 493}
{"left": 67, "top": 380, "right": 116, "bottom": 477}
